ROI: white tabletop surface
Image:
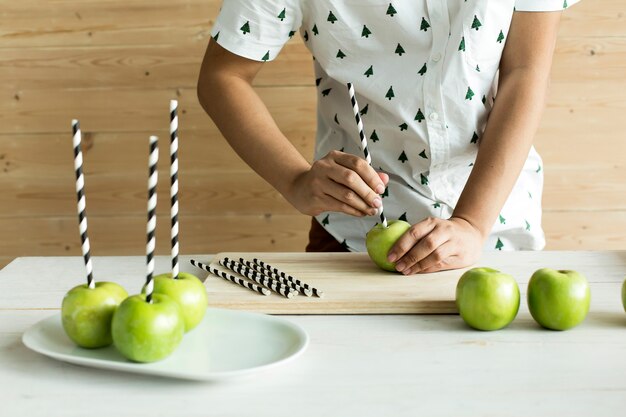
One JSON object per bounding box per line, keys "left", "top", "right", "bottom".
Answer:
{"left": 1, "top": 252, "right": 625, "bottom": 417}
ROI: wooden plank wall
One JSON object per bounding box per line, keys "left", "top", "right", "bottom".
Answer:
{"left": 1, "top": 0, "right": 625, "bottom": 269}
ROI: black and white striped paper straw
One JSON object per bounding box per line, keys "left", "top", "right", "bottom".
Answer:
{"left": 169, "top": 100, "right": 180, "bottom": 279}
{"left": 190, "top": 259, "right": 270, "bottom": 296}
{"left": 238, "top": 257, "right": 312, "bottom": 297}
{"left": 72, "top": 120, "right": 95, "bottom": 289}
{"left": 145, "top": 136, "right": 159, "bottom": 303}
{"left": 253, "top": 258, "right": 324, "bottom": 298}
{"left": 220, "top": 258, "right": 296, "bottom": 299}
{"left": 346, "top": 82, "right": 388, "bottom": 228}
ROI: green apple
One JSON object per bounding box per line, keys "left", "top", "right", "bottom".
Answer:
{"left": 61, "top": 282, "right": 128, "bottom": 348}
{"left": 148, "top": 272, "right": 208, "bottom": 332}
{"left": 111, "top": 293, "right": 184, "bottom": 363}
{"left": 456, "top": 267, "right": 520, "bottom": 331}
{"left": 365, "top": 220, "right": 411, "bottom": 272}
{"left": 527, "top": 268, "right": 591, "bottom": 331}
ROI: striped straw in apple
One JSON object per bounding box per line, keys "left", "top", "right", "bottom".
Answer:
{"left": 144, "top": 136, "right": 159, "bottom": 303}
{"left": 72, "top": 120, "right": 95, "bottom": 289}
{"left": 347, "top": 82, "right": 388, "bottom": 228}
{"left": 169, "top": 100, "right": 180, "bottom": 279}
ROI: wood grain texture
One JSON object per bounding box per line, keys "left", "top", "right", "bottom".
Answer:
{"left": 200, "top": 252, "right": 459, "bottom": 314}
{"left": 0, "top": 41, "right": 312, "bottom": 90}
{"left": 0, "top": 0, "right": 220, "bottom": 48}
{"left": 0, "top": 215, "right": 310, "bottom": 261}
{"left": 0, "top": 0, "right": 624, "bottom": 260}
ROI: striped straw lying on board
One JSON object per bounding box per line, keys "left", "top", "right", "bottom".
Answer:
{"left": 190, "top": 259, "right": 270, "bottom": 296}
{"left": 237, "top": 257, "right": 312, "bottom": 297}
{"left": 220, "top": 258, "right": 296, "bottom": 299}
{"left": 253, "top": 258, "right": 324, "bottom": 298}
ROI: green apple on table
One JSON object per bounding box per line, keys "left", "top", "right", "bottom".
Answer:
{"left": 527, "top": 268, "right": 590, "bottom": 330}
{"left": 455, "top": 267, "right": 520, "bottom": 331}
{"left": 61, "top": 282, "right": 128, "bottom": 348}
{"left": 112, "top": 293, "right": 184, "bottom": 363}
{"left": 148, "top": 272, "right": 208, "bottom": 332}
{"left": 365, "top": 220, "right": 411, "bottom": 272}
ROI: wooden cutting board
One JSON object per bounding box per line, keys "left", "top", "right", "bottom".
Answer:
{"left": 194, "top": 252, "right": 462, "bottom": 314}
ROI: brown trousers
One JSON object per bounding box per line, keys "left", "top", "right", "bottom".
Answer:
{"left": 305, "top": 217, "right": 350, "bottom": 252}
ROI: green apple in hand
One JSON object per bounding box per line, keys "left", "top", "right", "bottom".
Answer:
{"left": 61, "top": 282, "right": 128, "bottom": 348}
{"left": 456, "top": 267, "right": 520, "bottom": 331}
{"left": 112, "top": 293, "right": 184, "bottom": 363}
{"left": 365, "top": 220, "right": 411, "bottom": 272}
{"left": 149, "top": 272, "right": 208, "bottom": 332}
{"left": 527, "top": 268, "right": 590, "bottom": 330}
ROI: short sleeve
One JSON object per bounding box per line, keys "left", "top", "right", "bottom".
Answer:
{"left": 515, "top": 0, "right": 581, "bottom": 12}
{"left": 210, "top": 0, "right": 303, "bottom": 62}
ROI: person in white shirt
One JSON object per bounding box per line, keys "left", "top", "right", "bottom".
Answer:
{"left": 197, "top": 1, "right": 580, "bottom": 274}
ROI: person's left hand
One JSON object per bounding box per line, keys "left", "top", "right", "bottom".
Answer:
{"left": 386, "top": 216, "right": 485, "bottom": 275}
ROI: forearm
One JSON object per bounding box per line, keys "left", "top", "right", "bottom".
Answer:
{"left": 198, "top": 72, "right": 310, "bottom": 197}
{"left": 452, "top": 68, "right": 550, "bottom": 238}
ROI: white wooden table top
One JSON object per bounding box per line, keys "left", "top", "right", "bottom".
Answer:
{"left": 1, "top": 251, "right": 625, "bottom": 417}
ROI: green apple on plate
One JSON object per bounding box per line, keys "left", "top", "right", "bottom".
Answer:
{"left": 365, "top": 220, "right": 411, "bottom": 272}
{"left": 148, "top": 272, "right": 208, "bottom": 332}
{"left": 61, "top": 282, "right": 128, "bottom": 348}
{"left": 527, "top": 268, "right": 590, "bottom": 330}
{"left": 456, "top": 267, "right": 520, "bottom": 331}
{"left": 622, "top": 278, "right": 626, "bottom": 313}
{"left": 112, "top": 293, "right": 184, "bottom": 363}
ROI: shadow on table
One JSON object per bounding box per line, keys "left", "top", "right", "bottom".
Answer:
{"left": 585, "top": 311, "right": 626, "bottom": 328}
{"left": 10, "top": 338, "right": 226, "bottom": 386}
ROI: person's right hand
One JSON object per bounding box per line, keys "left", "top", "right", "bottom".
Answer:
{"left": 285, "top": 150, "right": 389, "bottom": 217}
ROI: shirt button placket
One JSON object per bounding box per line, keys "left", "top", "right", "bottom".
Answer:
{"left": 423, "top": 0, "right": 451, "bottom": 203}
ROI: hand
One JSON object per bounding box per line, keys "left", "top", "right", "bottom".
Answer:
{"left": 286, "top": 150, "right": 389, "bottom": 217}
{"left": 387, "top": 216, "right": 484, "bottom": 275}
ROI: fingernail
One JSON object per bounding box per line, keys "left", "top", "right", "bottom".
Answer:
{"left": 372, "top": 197, "right": 382, "bottom": 208}
{"left": 395, "top": 262, "right": 405, "bottom": 271}
{"left": 375, "top": 184, "right": 385, "bottom": 194}
{"left": 368, "top": 208, "right": 378, "bottom": 216}
{"left": 387, "top": 253, "right": 397, "bottom": 262}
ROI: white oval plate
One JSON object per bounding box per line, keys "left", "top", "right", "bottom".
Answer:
{"left": 22, "top": 308, "right": 308, "bottom": 381}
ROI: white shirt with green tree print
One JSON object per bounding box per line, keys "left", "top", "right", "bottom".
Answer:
{"left": 211, "top": 0, "right": 580, "bottom": 251}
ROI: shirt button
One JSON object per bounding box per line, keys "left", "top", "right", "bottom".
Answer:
{"left": 432, "top": 53, "right": 442, "bottom": 62}
{"left": 429, "top": 112, "right": 439, "bottom": 121}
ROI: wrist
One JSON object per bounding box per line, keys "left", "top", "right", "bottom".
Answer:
{"left": 449, "top": 214, "right": 489, "bottom": 242}
{"left": 278, "top": 164, "right": 310, "bottom": 204}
